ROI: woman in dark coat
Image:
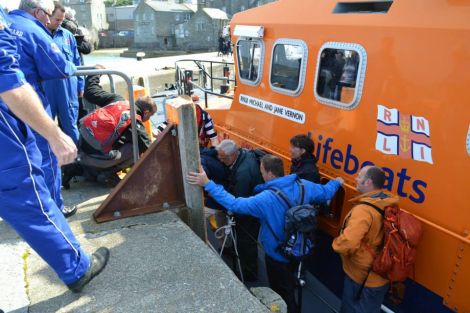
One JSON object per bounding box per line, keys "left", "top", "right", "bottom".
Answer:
{"left": 289, "top": 134, "right": 320, "bottom": 183}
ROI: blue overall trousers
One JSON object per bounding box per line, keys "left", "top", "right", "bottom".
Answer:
{"left": 0, "top": 7, "right": 90, "bottom": 284}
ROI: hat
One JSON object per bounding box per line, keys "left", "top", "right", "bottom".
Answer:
{"left": 191, "top": 95, "right": 200, "bottom": 102}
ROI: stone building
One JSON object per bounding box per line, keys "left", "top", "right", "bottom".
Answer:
{"left": 205, "top": 0, "right": 274, "bottom": 17}
{"left": 175, "top": 3, "right": 228, "bottom": 50}
{"left": 134, "top": 1, "right": 195, "bottom": 49}
{"left": 106, "top": 5, "right": 136, "bottom": 31}
{"left": 62, "top": 0, "right": 108, "bottom": 47}
{"left": 134, "top": 0, "right": 228, "bottom": 51}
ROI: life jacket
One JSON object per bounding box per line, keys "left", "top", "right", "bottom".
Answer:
{"left": 195, "top": 104, "right": 209, "bottom": 147}
{"left": 79, "top": 100, "right": 141, "bottom": 153}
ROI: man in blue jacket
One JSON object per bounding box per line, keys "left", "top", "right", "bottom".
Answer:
{"left": 9, "top": 0, "right": 80, "bottom": 217}
{"left": 43, "top": 1, "right": 83, "bottom": 145}
{"left": 188, "top": 154, "right": 344, "bottom": 313}
{"left": 0, "top": 5, "right": 109, "bottom": 293}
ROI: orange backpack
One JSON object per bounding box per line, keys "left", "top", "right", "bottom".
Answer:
{"left": 360, "top": 202, "right": 424, "bottom": 282}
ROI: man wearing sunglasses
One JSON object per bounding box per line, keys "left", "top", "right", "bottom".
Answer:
{"left": 8, "top": 0, "right": 81, "bottom": 218}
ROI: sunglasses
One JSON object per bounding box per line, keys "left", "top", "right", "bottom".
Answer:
{"left": 37, "top": 8, "right": 52, "bottom": 18}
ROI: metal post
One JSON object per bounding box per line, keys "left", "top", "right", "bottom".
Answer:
{"left": 210, "top": 62, "right": 213, "bottom": 92}
{"left": 108, "top": 74, "right": 116, "bottom": 94}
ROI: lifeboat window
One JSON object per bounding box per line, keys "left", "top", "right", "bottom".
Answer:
{"left": 333, "top": 1, "right": 393, "bottom": 14}
{"left": 237, "top": 38, "right": 264, "bottom": 85}
{"left": 314, "top": 42, "right": 367, "bottom": 109}
{"left": 270, "top": 39, "right": 308, "bottom": 96}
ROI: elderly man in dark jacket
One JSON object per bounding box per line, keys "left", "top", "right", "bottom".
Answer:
{"left": 216, "top": 139, "right": 264, "bottom": 282}
{"left": 200, "top": 147, "right": 230, "bottom": 211}
{"left": 289, "top": 134, "right": 320, "bottom": 183}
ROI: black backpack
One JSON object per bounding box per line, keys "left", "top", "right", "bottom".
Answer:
{"left": 266, "top": 179, "right": 317, "bottom": 261}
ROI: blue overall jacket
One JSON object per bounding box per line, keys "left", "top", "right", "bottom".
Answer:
{"left": 8, "top": 9, "right": 76, "bottom": 115}
{"left": 43, "top": 26, "right": 83, "bottom": 143}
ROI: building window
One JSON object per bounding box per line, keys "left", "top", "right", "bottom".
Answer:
{"left": 175, "top": 14, "right": 180, "bottom": 21}
{"left": 237, "top": 38, "right": 264, "bottom": 86}
{"left": 196, "top": 21, "right": 205, "bottom": 31}
{"left": 314, "top": 42, "right": 367, "bottom": 109}
{"left": 270, "top": 39, "right": 308, "bottom": 96}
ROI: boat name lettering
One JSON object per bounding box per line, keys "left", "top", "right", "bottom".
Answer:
{"left": 239, "top": 94, "right": 305, "bottom": 124}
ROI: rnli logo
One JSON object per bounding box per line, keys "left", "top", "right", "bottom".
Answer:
{"left": 375, "top": 104, "right": 433, "bottom": 164}
{"left": 50, "top": 42, "right": 60, "bottom": 53}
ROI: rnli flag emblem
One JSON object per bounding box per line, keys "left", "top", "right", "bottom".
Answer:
{"left": 50, "top": 42, "right": 60, "bottom": 53}
{"left": 375, "top": 104, "right": 433, "bottom": 164}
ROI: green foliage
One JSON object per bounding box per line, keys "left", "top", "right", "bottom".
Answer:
{"left": 104, "top": 0, "right": 133, "bottom": 7}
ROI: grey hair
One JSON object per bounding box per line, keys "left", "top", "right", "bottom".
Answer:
{"left": 19, "top": 0, "right": 54, "bottom": 14}
{"left": 64, "top": 6, "right": 76, "bottom": 20}
{"left": 216, "top": 139, "right": 238, "bottom": 155}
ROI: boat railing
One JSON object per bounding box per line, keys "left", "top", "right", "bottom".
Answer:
{"left": 174, "top": 59, "right": 236, "bottom": 108}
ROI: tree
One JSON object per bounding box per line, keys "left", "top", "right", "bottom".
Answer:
{"left": 104, "top": 0, "right": 133, "bottom": 7}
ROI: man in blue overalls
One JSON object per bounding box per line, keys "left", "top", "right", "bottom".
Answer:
{"left": 0, "top": 5, "right": 109, "bottom": 292}
{"left": 8, "top": 0, "right": 79, "bottom": 217}
{"left": 43, "top": 1, "right": 83, "bottom": 145}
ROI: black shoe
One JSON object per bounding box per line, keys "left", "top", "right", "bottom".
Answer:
{"left": 96, "top": 172, "right": 121, "bottom": 188}
{"left": 62, "top": 205, "right": 78, "bottom": 218}
{"left": 67, "top": 247, "right": 110, "bottom": 293}
{"left": 62, "top": 163, "right": 83, "bottom": 190}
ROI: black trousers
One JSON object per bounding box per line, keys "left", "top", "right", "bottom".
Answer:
{"left": 265, "top": 255, "right": 299, "bottom": 313}
{"left": 234, "top": 215, "right": 260, "bottom": 282}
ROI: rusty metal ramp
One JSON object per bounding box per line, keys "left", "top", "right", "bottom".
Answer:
{"left": 94, "top": 123, "right": 185, "bottom": 223}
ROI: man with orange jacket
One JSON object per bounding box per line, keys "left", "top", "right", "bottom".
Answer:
{"left": 333, "top": 165, "right": 398, "bottom": 313}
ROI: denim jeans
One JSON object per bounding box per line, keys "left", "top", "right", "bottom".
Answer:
{"left": 340, "top": 274, "right": 389, "bottom": 313}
